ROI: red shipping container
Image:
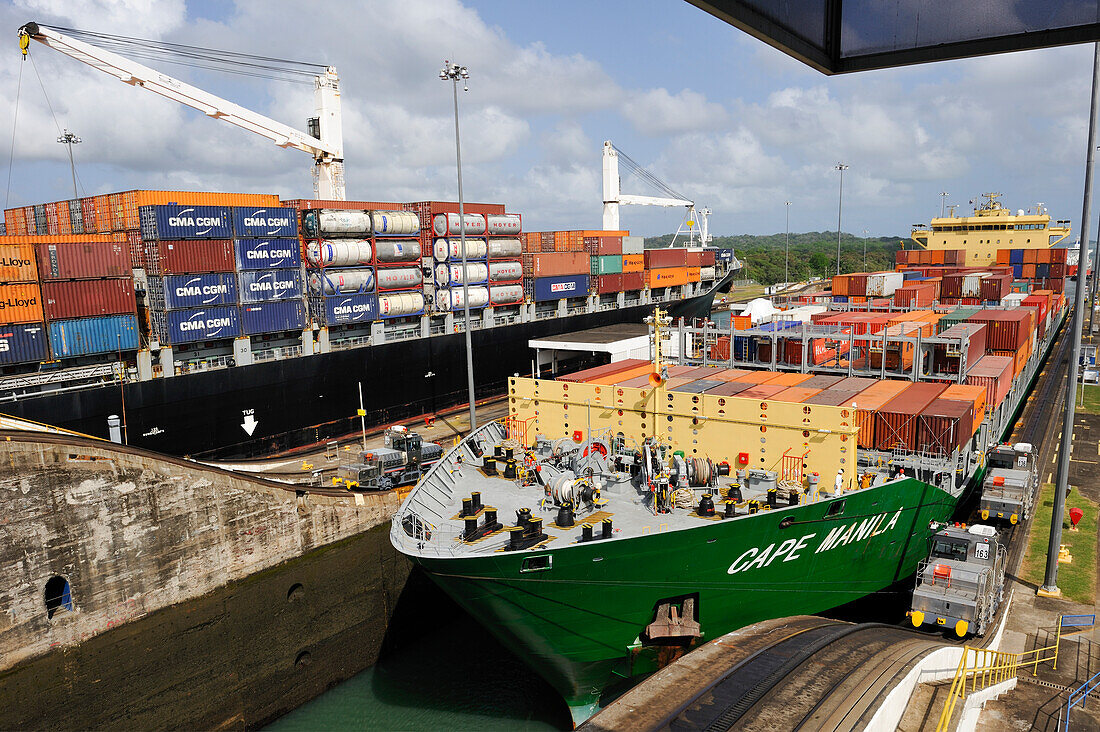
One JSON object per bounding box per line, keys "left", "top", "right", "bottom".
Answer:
{"left": 701, "top": 250, "right": 716, "bottom": 266}
{"left": 933, "top": 323, "right": 987, "bottom": 374}
{"left": 846, "top": 273, "right": 869, "bottom": 297}
{"left": 35, "top": 240, "right": 130, "bottom": 279}
{"left": 832, "top": 274, "right": 850, "bottom": 297}
{"left": 917, "top": 399, "right": 975, "bottom": 455}
{"left": 979, "top": 273, "right": 1012, "bottom": 301}
{"left": 595, "top": 274, "right": 623, "bottom": 294}
{"left": 874, "top": 382, "right": 948, "bottom": 451}
{"left": 965, "top": 309, "right": 1033, "bottom": 350}
{"left": 965, "top": 355, "right": 1014, "bottom": 408}
{"left": 521, "top": 252, "right": 589, "bottom": 278}
{"left": 621, "top": 271, "right": 644, "bottom": 290}
{"left": 643, "top": 248, "right": 688, "bottom": 269}
{"left": 687, "top": 251, "right": 702, "bottom": 267}
{"left": 125, "top": 231, "right": 145, "bottom": 269}
{"left": 41, "top": 278, "right": 135, "bottom": 320}
{"left": 583, "top": 236, "right": 623, "bottom": 256}
{"left": 144, "top": 239, "right": 234, "bottom": 275}
{"left": 894, "top": 283, "right": 936, "bottom": 308}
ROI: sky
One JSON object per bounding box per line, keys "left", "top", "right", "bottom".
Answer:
{"left": 0, "top": 0, "right": 1096, "bottom": 238}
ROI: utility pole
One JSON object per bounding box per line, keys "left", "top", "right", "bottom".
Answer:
{"left": 784, "top": 201, "right": 792, "bottom": 286}
{"left": 57, "top": 129, "right": 81, "bottom": 198}
{"left": 1041, "top": 42, "right": 1100, "bottom": 598}
{"left": 440, "top": 60, "right": 478, "bottom": 432}
{"left": 835, "top": 163, "right": 848, "bottom": 277}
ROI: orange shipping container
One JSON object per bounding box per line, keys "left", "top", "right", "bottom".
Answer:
{"left": 687, "top": 266, "right": 701, "bottom": 282}
{"left": 710, "top": 368, "right": 753, "bottom": 381}
{"left": 731, "top": 315, "right": 752, "bottom": 330}
{"left": 733, "top": 370, "right": 782, "bottom": 384}
{"left": 773, "top": 386, "right": 823, "bottom": 403}
{"left": 940, "top": 383, "right": 988, "bottom": 436}
{"left": 850, "top": 380, "right": 910, "bottom": 449}
{"left": 56, "top": 202, "right": 72, "bottom": 235}
{"left": 767, "top": 372, "right": 813, "bottom": 387}
{"left": 646, "top": 266, "right": 690, "bottom": 288}
{"left": 0, "top": 283, "right": 44, "bottom": 324}
{"left": 93, "top": 195, "right": 111, "bottom": 232}
{"left": 0, "top": 243, "right": 38, "bottom": 282}
{"left": 622, "top": 254, "right": 644, "bottom": 272}
{"left": 587, "top": 364, "right": 657, "bottom": 385}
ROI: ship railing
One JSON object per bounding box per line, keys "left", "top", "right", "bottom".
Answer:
{"left": 331, "top": 334, "right": 372, "bottom": 351}
{"left": 252, "top": 345, "right": 304, "bottom": 363}
{"left": 385, "top": 324, "right": 422, "bottom": 342}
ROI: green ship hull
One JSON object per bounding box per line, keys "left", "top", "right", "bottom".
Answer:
{"left": 405, "top": 476, "right": 957, "bottom": 717}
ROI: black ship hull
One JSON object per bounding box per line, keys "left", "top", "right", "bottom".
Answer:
{"left": 7, "top": 273, "right": 733, "bottom": 458}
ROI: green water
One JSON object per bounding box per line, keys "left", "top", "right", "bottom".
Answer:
{"left": 267, "top": 573, "right": 571, "bottom": 731}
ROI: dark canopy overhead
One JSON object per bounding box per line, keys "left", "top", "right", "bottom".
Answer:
{"left": 688, "top": 0, "right": 1100, "bottom": 74}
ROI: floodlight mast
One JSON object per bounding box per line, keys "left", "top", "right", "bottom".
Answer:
{"left": 18, "top": 21, "right": 346, "bottom": 199}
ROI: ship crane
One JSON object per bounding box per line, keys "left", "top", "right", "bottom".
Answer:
{"left": 16, "top": 22, "right": 345, "bottom": 200}
{"left": 602, "top": 140, "right": 711, "bottom": 248}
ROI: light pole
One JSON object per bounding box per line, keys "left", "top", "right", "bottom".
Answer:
{"left": 57, "top": 129, "right": 81, "bottom": 198}
{"left": 835, "top": 163, "right": 848, "bottom": 276}
{"left": 784, "top": 201, "right": 791, "bottom": 287}
{"left": 440, "top": 60, "right": 477, "bottom": 431}
{"left": 862, "top": 228, "right": 869, "bottom": 270}
{"left": 940, "top": 191, "right": 949, "bottom": 218}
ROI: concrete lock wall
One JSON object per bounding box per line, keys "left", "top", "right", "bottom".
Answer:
{"left": 0, "top": 433, "right": 410, "bottom": 729}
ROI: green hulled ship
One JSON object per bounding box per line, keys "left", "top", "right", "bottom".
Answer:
{"left": 391, "top": 299, "right": 1064, "bottom": 724}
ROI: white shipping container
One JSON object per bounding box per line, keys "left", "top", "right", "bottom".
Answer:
{"left": 622, "top": 235, "right": 644, "bottom": 255}
{"left": 865, "top": 271, "right": 904, "bottom": 297}
{"left": 961, "top": 272, "right": 990, "bottom": 298}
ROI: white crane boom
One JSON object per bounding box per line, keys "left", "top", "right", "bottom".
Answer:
{"left": 17, "top": 21, "right": 346, "bottom": 200}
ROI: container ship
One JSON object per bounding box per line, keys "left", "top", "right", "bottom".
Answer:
{"left": 390, "top": 197, "right": 1068, "bottom": 724}
{"left": 0, "top": 192, "right": 733, "bottom": 458}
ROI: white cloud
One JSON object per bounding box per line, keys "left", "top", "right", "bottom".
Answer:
{"left": 623, "top": 88, "right": 728, "bottom": 136}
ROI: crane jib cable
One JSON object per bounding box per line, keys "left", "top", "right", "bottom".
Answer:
{"left": 5, "top": 60, "right": 24, "bottom": 211}
{"left": 612, "top": 143, "right": 690, "bottom": 202}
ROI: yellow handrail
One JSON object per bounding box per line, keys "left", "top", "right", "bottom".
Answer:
{"left": 936, "top": 616, "right": 1075, "bottom": 730}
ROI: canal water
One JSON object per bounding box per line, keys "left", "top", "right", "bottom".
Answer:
{"left": 267, "top": 571, "right": 572, "bottom": 731}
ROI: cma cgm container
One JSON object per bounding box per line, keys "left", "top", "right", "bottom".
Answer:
{"left": 238, "top": 269, "right": 303, "bottom": 303}
{"left": 35, "top": 240, "right": 129, "bottom": 279}
{"left": 139, "top": 204, "right": 233, "bottom": 240}
{"left": 160, "top": 273, "right": 239, "bottom": 309}
{"left": 233, "top": 238, "right": 301, "bottom": 270}
{"left": 319, "top": 293, "right": 379, "bottom": 325}
{"left": 530, "top": 274, "right": 589, "bottom": 301}
{"left": 42, "top": 279, "right": 135, "bottom": 320}
{"left": 231, "top": 206, "right": 297, "bottom": 238}
{"left": 0, "top": 243, "right": 38, "bottom": 282}
{"left": 146, "top": 239, "right": 235, "bottom": 275}
{"left": 163, "top": 306, "right": 241, "bottom": 344}
{"left": 240, "top": 300, "right": 305, "bottom": 335}
{"left": 0, "top": 322, "right": 48, "bottom": 363}
{"left": 48, "top": 314, "right": 139, "bottom": 357}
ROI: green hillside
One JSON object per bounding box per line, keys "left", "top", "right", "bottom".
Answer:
{"left": 644, "top": 231, "right": 909, "bottom": 286}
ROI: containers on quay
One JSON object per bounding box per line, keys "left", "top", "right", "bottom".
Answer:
{"left": 234, "top": 238, "right": 301, "bottom": 270}
{"left": 42, "top": 279, "right": 135, "bottom": 320}
{"left": 433, "top": 213, "right": 487, "bottom": 236}
{"left": 145, "top": 239, "right": 234, "bottom": 275}
{"left": 0, "top": 322, "right": 48, "bottom": 363}
{"left": 231, "top": 206, "right": 297, "bottom": 237}
{"left": 319, "top": 293, "right": 378, "bottom": 325}
{"left": 159, "top": 273, "right": 239, "bottom": 308}
{"left": 35, "top": 240, "right": 129, "bottom": 279}
{"left": 371, "top": 210, "right": 420, "bottom": 236}
{"left": 240, "top": 300, "right": 305, "bottom": 335}
{"left": 487, "top": 238, "right": 523, "bottom": 259}
{"left": 530, "top": 274, "right": 589, "bottom": 302}
{"left": 48, "top": 315, "right": 140, "bottom": 357}
{"left": 140, "top": 204, "right": 233, "bottom": 240}
{"left": 162, "top": 306, "right": 241, "bottom": 344}
{"left": 238, "top": 269, "right": 303, "bottom": 303}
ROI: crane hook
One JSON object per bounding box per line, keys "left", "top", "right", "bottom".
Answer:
{"left": 19, "top": 31, "right": 29, "bottom": 59}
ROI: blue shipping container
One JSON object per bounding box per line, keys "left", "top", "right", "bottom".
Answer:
{"left": 232, "top": 206, "right": 298, "bottom": 238}
{"left": 238, "top": 269, "right": 303, "bottom": 303}
{"left": 240, "top": 300, "right": 305, "bottom": 335}
{"left": 833, "top": 295, "right": 848, "bottom": 303}
{"left": 1036, "top": 263, "right": 1050, "bottom": 278}
{"left": 902, "top": 271, "right": 921, "bottom": 279}
{"left": 234, "top": 238, "right": 302, "bottom": 270}
{"left": 162, "top": 273, "right": 239, "bottom": 309}
{"left": 1010, "top": 249, "right": 1024, "bottom": 265}
{"left": 165, "top": 306, "right": 241, "bottom": 344}
{"left": 531, "top": 274, "right": 589, "bottom": 302}
{"left": 48, "top": 315, "right": 139, "bottom": 358}
{"left": 1012, "top": 264, "right": 1023, "bottom": 278}
{"left": 0, "top": 322, "right": 48, "bottom": 364}
{"left": 323, "top": 294, "right": 378, "bottom": 324}
{"left": 140, "top": 204, "right": 232, "bottom": 240}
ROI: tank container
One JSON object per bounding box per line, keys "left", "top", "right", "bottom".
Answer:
{"left": 375, "top": 267, "right": 423, "bottom": 290}
{"left": 234, "top": 238, "right": 301, "bottom": 270}
{"left": 370, "top": 210, "right": 420, "bottom": 236}
{"left": 161, "top": 273, "right": 239, "bottom": 309}
{"left": 231, "top": 206, "right": 297, "bottom": 238}
{"left": 433, "top": 238, "right": 488, "bottom": 262}
{"left": 238, "top": 269, "right": 303, "bottom": 303}
{"left": 163, "top": 306, "right": 241, "bottom": 344}
{"left": 487, "top": 238, "right": 523, "bottom": 258}
{"left": 0, "top": 322, "right": 48, "bottom": 363}
{"left": 485, "top": 214, "right": 522, "bottom": 235}
{"left": 48, "top": 314, "right": 139, "bottom": 357}
{"left": 437, "top": 286, "right": 490, "bottom": 311}
{"left": 140, "top": 204, "right": 232, "bottom": 240}
{"left": 435, "top": 262, "right": 489, "bottom": 286}
{"left": 433, "top": 212, "right": 487, "bottom": 236}
{"left": 490, "top": 284, "right": 524, "bottom": 305}
{"left": 378, "top": 292, "right": 425, "bottom": 318}
{"left": 488, "top": 261, "right": 523, "bottom": 282}
{"left": 308, "top": 269, "right": 376, "bottom": 296}
{"left": 240, "top": 300, "right": 305, "bottom": 335}
{"left": 320, "top": 293, "right": 378, "bottom": 324}
{"left": 370, "top": 239, "right": 419, "bottom": 264}
{"left": 700, "top": 266, "right": 716, "bottom": 280}
{"left": 307, "top": 239, "right": 372, "bottom": 267}
{"left": 302, "top": 209, "right": 372, "bottom": 237}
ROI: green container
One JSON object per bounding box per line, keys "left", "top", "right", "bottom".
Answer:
{"left": 590, "top": 255, "right": 623, "bottom": 276}
{"left": 936, "top": 306, "right": 980, "bottom": 333}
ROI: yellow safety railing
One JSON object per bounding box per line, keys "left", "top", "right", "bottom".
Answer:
{"left": 936, "top": 614, "right": 1092, "bottom": 730}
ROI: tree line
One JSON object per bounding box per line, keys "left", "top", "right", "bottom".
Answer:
{"left": 644, "top": 231, "right": 909, "bottom": 286}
